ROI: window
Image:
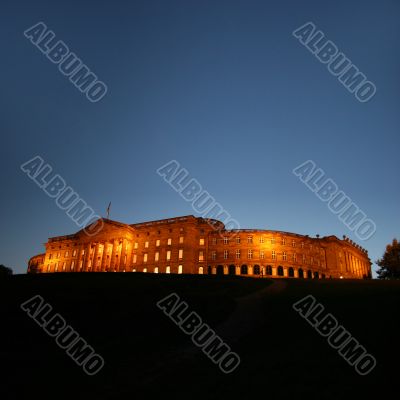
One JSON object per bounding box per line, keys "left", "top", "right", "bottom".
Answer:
{"left": 167, "top": 238, "right": 172, "bottom": 246}
{"left": 224, "top": 250, "right": 228, "bottom": 259}
{"left": 259, "top": 236, "right": 264, "bottom": 243}
{"left": 248, "top": 249, "right": 253, "bottom": 259}
{"left": 199, "top": 251, "right": 204, "bottom": 262}
{"left": 212, "top": 237, "right": 217, "bottom": 245}
{"left": 283, "top": 251, "right": 287, "bottom": 261}
{"left": 155, "top": 252, "right": 159, "bottom": 262}
{"left": 72, "top": 250, "right": 77, "bottom": 257}
{"left": 293, "top": 253, "right": 297, "bottom": 262}
{"left": 134, "top": 242, "right": 138, "bottom": 249}
{"left": 62, "top": 262, "right": 66, "bottom": 271}
{"left": 143, "top": 253, "right": 148, "bottom": 263}
{"left": 179, "top": 236, "right": 184, "bottom": 244}
{"left": 65, "top": 251, "right": 69, "bottom": 257}
{"left": 247, "top": 236, "right": 253, "bottom": 244}
{"left": 236, "top": 236, "right": 241, "bottom": 244}
{"left": 71, "top": 261, "right": 75, "bottom": 270}
{"left": 223, "top": 237, "right": 228, "bottom": 244}
{"left": 271, "top": 237, "right": 275, "bottom": 245}
{"left": 178, "top": 265, "right": 183, "bottom": 274}
{"left": 49, "top": 254, "right": 53, "bottom": 260}
{"left": 260, "top": 250, "right": 265, "bottom": 259}
{"left": 236, "top": 249, "right": 241, "bottom": 259}
{"left": 302, "top": 254, "right": 306, "bottom": 264}
{"left": 57, "top": 252, "right": 61, "bottom": 258}
{"left": 156, "top": 239, "right": 160, "bottom": 247}
{"left": 143, "top": 268, "right": 147, "bottom": 273}
{"left": 179, "top": 249, "right": 183, "bottom": 259}
{"left": 166, "top": 266, "right": 170, "bottom": 274}
{"left": 199, "top": 238, "right": 205, "bottom": 246}
{"left": 145, "top": 241, "right": 149, "bottom": 248}
{"left": 282, "top": 238, "right": 286, "bottom": 245}
{"left": 154, "top": 267, "right": 159, "bottom": 273}
{"left": 133, "top": 254, "right": 137, "bottom": 264}
{"left": 292, "top": 240, "right": 296, "bottom": 247}
{"left": 55, "top": 262, "right": 59, "bottom": 272}
{"left": 166, "top": 250, "right": 171, "bottom": 261}
{"left": 272, "top": 250, "right": 276, "bottom": 260}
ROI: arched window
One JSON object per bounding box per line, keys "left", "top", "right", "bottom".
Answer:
{"left": 288, "top": 267, "right": 294, "bottom": 277}
{"left": 166, "top": 266, "right": 170, "bottom": 274}
{"left": 298, "top": 268, "right": 304, "bottom": 278}
{"left": 314, "top": 271, "right": 319, "bottom": 279}
{"left": 217, "top": 265, "right": 224, "bottom": 275}
{"left": 253, "top": 265, "right": 260, "bottom": 275}
{"left": 266, "top": 265, "right": 272, "bottom": 275}
{"left": 277, "top": 266, "right": 284, "bottom": 276}
{"left": 178, "top": 265, "right": 183, "bottom": 274}
{"left": 229, "top": 264, "right": 236, "bottom": 275}
{"left": 241, "top": 265, "right": 248, "bottom": 275}
{"left": 307, "top": 270, "right": 312, "bottom": 279}
{"left": 198, "top": 266, "right": 204, "bottom": 274}
{"left": 207, "top": 266, "right": 212, "bottom": 275}
{"left": 154, "top": 267, "right": 159, "bottom": 273}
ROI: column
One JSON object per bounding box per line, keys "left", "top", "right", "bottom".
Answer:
{"left": 93, "top": 242, "right": 100, "bottom": 272}
{"left": 120, "top": 239, "right": 127, "bottom": 272}
{"left": 110, "top": 239, "right": 117, "bottom": 272}
{"left": 272, "top": 266, "right": 277, "bottom": 276}
{"left": 101, "top": 242, "right": 108, "bottom": 271}
{"left": 283, "top": 268, "right": 288, "bottom": 277}
{"left": 294, "top": 269, "right": 299, "bottom": 278}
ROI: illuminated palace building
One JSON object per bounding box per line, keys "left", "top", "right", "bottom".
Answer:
{"left": 28, "top": 215, "right": 372, "bottom": 279}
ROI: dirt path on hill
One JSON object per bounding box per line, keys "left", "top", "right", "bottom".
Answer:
{"left": 143, "top": 279, "right": 288, "bottom": 384}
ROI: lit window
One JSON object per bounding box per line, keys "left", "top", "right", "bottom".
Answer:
{"left": 72, "top": 250, "right": 77, "bottom": 257}
{"left": 224, "top": 250, "right": 228, "bottom": 259}
{"left": 145, "top": 241, "right": 149, "bottom": 248}
{"left": 71, "top": 261, "right": 75, "bottom": 270}
{"left": 167, "top": 238, "right": 172, "bottom": 246}
{"left": 178, "top": 265, "right": 183, "bottom": 274}
{"left": 259, "top": 236, "right": 264, "bottom": 243}
{"left": 143, "top": 268, "right": 147, "bottom": 273}
{"left": 283, "top": 251, "right": 287, "bottom": 261}
{"left": 211, "top": 251, "right": 216, "bottom": 260}
{"left": 199, "top": 238, "right": 205, "bottom": 246}
{"left": 166, "top": 250, "right": 171, "bottom": 261}
{"left": 236, "top": 236, "right": 241, "bottom": 244}
{"left": 155, "top": 252, "right": 159, "bottom": 262}
{"left": 62, "top": 262, "right": 66, "bottom": 271}
{"left": 65, "top": 251, "right": 69, "bottom": 257}
{"left": 133, "top": 254, "right": 137, "bottom": 264}
{"left": 199, "top": 251, "right": 204, "bottom": 262}
{"left": 248, "top": 249, "right": 253, "bottom": 259}
{"left": 134, "top": 242, "right": 138, "bottom": 249}
{"left": 247, "top": 236, "right": 253, "bottom": 244}
{"left": 55, "top": 262, "right": 59, "bottom": 272}
{"left": 236, "top": 249, "right": 241, "bottom": 259}
{"left": 179, "top": 249, "right": 183, "bottom": 259}
{"left": 166, "top": 266, "right": 170, "bottom": 274}
{"left": 144, "top": 253, "right": 148, "bottom": 263}
{"left": 154, "top": 267, "right": 159, "bottom": 273}
{"left": 223, "top": 237, "right": 228, "bottom": 244}
{"left": 179, "top": 236, "right": 184, "bottom": 244}
{"left": 272, "top": 250, "right": 276, "bottom": 260}
{"left": 292, "top": 240, "right": 296, "bottom": 247}
{"left": 260, "top": 250, "right": 265, "bottom": 259}
{"left": 156, "top": 239, "right": 160, "bottom": 247}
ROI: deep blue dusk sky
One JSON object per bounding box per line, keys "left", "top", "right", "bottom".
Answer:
{"left": 1, "top": 0, "right": 399, "bottom": 275}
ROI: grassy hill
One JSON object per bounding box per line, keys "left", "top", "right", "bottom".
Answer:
{"left": 0, "top": 274, "right": 399, "bottom": 399}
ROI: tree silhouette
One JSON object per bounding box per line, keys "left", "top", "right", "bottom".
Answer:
{"left": 376, "top": 239, "right": 400, "bottom": 279}
{"left": 0, "top": 264, "right": 13, "bottom": 278}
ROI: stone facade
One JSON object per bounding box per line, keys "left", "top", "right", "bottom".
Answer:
{"left": 27, "top": 215, "right": 372, "bottom": 279}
